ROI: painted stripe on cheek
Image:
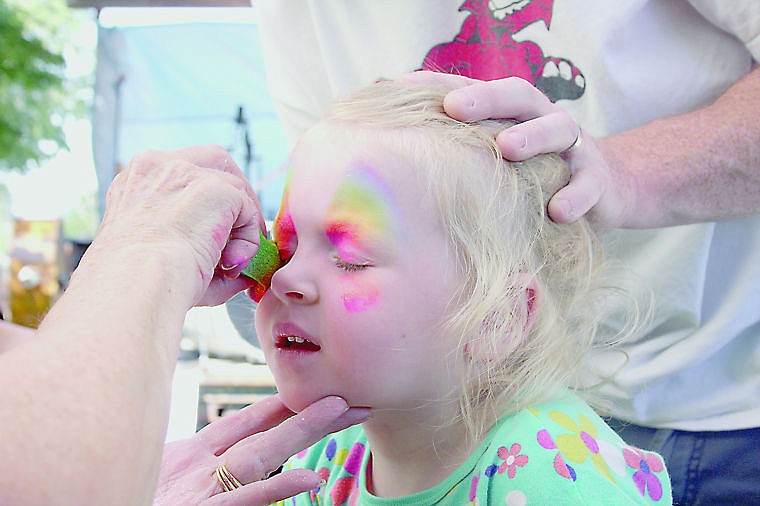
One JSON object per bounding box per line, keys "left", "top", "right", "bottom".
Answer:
{"left": 343, "top": 283, "right": 380, "bottom": 312}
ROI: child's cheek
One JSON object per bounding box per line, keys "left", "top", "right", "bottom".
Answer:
{"left": 341, "top": 277, "right": 380, "bottom": 313}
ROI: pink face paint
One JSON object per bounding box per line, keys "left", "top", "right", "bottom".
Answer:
{"left": 323, "top": 163, "right": 398, "bottom": 312}
{"left": 342, "top": 280, "right": 380, "bottom": 312}
{"left": 273, "top": 174, "right": 297, "bottom": 262}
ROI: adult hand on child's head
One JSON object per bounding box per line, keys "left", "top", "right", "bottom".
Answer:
{"left": 100, "top": 145, "right": 262, "bottom": 307}
{"left": 154, "top": 395, "right": 371, "bottom": 506}
{"left": 399, "top": 71, "right": 631, "bottom": 231}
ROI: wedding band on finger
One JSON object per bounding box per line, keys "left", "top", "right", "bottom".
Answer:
{"left": 216, "top": 464, "right": 243, "bottom": 492}
{"left": 562, "top": 126, "right": 583, "bottom": 156}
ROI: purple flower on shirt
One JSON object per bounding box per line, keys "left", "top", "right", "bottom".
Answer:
{"left": 623, "top": 447, "right": 665, "bottom": 501}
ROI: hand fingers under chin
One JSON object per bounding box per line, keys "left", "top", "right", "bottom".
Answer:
{"left": 203, "top": 469, "right": 323, "bottom": 506}
{"left": 213, "top": 397, "right": 370, "bottom": 486}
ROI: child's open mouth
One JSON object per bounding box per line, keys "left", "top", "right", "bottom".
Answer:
{"left": 275, "top": 334, "right": 321, "bottom": 352}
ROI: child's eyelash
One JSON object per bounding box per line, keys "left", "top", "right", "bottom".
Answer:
{"left": 334, "top": 258, "right": 370, "bottom": 272}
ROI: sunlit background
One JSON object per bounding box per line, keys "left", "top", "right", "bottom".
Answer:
{"left": 1, "top": 1, "right": 286, "bottom": 441}
{"left": 2, "top": 4, "right": 286, "bottom": 237}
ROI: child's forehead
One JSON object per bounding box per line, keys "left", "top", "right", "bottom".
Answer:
{"left": 285, "top": 125, "right": 445, "bottom": 238}
{"left": 298, "top": 121, "right": 391, "bottom": 155}
{"left": 292, "top": 123, "right": 424, "bottom": 191}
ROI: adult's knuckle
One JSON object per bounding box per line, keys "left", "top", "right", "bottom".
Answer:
{"left": 289, "top": 412, "right": 317, "bottom": 441}
{"left": 249, "top": 449, "right": 278, "bottom": 479}
{"left": 505, "top": 76, "right": 536, "bottom": 96}
{"left": 128, "top": 149, "right": 162, "bottom": 170}
{"left": 203, "top": 143, "right": 226, "bottom": 154}
{"left": 558, "top": 110, "right": 578, "bottom": 135}
{"left": 206, "top": 144, "right": 235, "bottom": 168}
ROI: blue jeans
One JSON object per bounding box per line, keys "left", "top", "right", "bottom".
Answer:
{"left": 606, "top": 418, "right": 760, "bottom": 505}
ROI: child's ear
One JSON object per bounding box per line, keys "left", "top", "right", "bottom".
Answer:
{"left": 466, "top": 274, "right": 540, "bottom": 362}
{"left": 518, "top": 273, "right": 540, "bottom": 335}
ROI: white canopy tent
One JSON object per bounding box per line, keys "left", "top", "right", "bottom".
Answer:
{"left": 92, "top": 19, "right": 290, "bottom": 221}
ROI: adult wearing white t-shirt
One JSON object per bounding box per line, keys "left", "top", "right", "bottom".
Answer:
{"left": 257, "top": 1, "right": 760, "bottom": 504}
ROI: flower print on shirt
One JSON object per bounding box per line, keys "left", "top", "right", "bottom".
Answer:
{"left": 468, "top": 474, "right": 480, "bottom": 505}
{"left": 497, "top": 443, "right": 529, "bottom": 478}
{"left": 537, "top": 410, "right": 626, "bottom": 483}
{"left": 464, "top": 446, "right": 526, "bottom": 506}
{"left": 537, "top": 428, "right": 577, "bottom": 481}
{"left": 549, "top": 411, "right": 621, "bottom": 482}
{"left": 624, "top": 447, "right": 666, "bottom": 501}
{"left": 320, "top": 439, "right": 364, "bottom": 506}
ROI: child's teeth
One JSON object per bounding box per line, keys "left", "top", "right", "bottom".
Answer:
{"left": 295, "top": 337, "right": 305, "bottom": 343}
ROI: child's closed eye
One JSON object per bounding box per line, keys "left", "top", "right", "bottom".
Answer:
{"left": 334, "top": 256, "right": 371, "bottom": 272}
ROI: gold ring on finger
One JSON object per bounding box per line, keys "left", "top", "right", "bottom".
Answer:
{"left": 216, "top": 464, "right": 243, "bottom": 492}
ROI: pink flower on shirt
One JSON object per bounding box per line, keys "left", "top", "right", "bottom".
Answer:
{"left": 497, "top": 443, "right": 529, "bottom": 478}
{"left": 623, "top": 447, "right": 665, "bottom": 501}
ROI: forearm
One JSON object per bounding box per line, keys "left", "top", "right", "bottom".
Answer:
{"left": 602, "top": 66, "right": 760, "bottom": 228}
{"left": 0, "top": 242, "right": 192, "bottom": 505}
{"left": 0, "top": 320, "right": 35, "bottom": 353}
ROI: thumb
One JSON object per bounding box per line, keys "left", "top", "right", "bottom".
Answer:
{"left": 547, "top": 168, "right": 602, "bottom": 224}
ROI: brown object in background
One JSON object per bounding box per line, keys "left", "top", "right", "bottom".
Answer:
{"left": 8, "top": 219, "right": 61, "bottom": 328}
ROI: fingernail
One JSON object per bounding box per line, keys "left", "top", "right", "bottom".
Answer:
{"left": 319, "top": 478, "right": 327, "bottom": 487}
{"left": 221, "top": 257, "right": 247, "bottom": 271}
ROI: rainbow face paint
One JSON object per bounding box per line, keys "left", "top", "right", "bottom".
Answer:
{"left": 323, "top": 163, "right": 399, "bottom": 312}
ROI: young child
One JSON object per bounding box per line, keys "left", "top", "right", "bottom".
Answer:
{"left": 254, "top": 81, "right": 671, "bottom": 504}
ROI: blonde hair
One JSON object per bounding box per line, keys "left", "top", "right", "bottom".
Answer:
{"left": 321, "top": 81, "right": 637, "bottom": 439}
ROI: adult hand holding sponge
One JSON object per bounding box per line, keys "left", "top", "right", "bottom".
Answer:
{"left": 240, "top": 230, "right": 283, "bottom": 302}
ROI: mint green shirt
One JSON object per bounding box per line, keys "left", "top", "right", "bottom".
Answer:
{"left": 275, "top": 393, "right": 672, "bottom": 505}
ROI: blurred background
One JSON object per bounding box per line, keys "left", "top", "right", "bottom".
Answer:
{"left": 0, "top": 0, "right": 286, "bottom": 441}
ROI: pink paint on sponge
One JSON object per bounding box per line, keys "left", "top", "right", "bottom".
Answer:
{"left": 240, "top": 230, "right": 283, "bottom": 302}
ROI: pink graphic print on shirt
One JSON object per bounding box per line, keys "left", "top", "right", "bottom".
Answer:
{"left": 422, "top": 0, "right": 585, "bottom": 102}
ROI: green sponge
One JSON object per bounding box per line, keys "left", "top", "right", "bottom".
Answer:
{"left": 240, "top": 230, "right": 283, "bottom": 302}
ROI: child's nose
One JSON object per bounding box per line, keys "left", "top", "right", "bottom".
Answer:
{"left": 269, "top": 258, "right": 318, "bottom": 304}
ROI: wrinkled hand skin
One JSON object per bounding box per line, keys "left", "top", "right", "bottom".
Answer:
{"left": 153, "top": 395, "right": 371, "bottom": 506}
{"left": 100, "top": 145, "right": 265, "bottom": 308}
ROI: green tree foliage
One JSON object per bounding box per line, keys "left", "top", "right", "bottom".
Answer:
{"left": 0, "top": 0, "right": 82, "bottom": 172}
